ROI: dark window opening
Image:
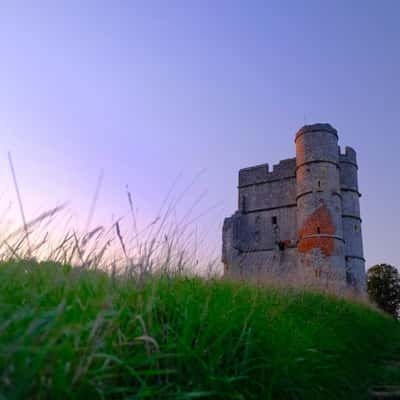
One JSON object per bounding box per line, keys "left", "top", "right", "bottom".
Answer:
{"left": 317, "top": 180, "right": 321, "bottom": 188}
{"left": 241, "top": 196, "right": 246, "bottom": 212}
{"left": 317, "top": 227, "right": 321, "bottom": 234}
{"left": 278, "top": 241, "right": 285, "bottom": 251}
{"left": 272, "top": 216, "right": 277, "bottom": 225}
{"left": 346, "top": 271, "right": 355, "bottom": 285}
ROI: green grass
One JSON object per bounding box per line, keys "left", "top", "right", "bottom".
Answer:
{"left": 0, "top": 260, "right": 399, "bottom": 399}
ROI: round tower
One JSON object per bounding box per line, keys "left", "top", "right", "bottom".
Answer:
{"left": 339, "top": 147, "right": 366, "bottom": 289}
{"left": 295, "top": 124, "right": 346, "bottom": 284}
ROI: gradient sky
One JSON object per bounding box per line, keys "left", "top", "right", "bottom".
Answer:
{"left": 0, "top": 1, "right": 399, "bottom": 268}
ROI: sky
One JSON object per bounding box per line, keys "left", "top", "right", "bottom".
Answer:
{"left": 0, "top": 1, "right": 399, "bottom": 268}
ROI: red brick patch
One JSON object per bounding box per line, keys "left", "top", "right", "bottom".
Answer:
{"left": 298, "top": 205, "right": 335, "bottom": 256}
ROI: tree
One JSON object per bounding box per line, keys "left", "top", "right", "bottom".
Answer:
{"left": 367, "top": 264, "right": 400, "bottom": 319}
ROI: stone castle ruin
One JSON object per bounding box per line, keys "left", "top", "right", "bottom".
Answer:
{"left": 222, "top": 123, "right": 365, "bottom": 290}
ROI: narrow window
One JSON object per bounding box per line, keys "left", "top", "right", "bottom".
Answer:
{"left": 317, "top": 180, "right": 321, "bottom": 188}
{"left": 272, "top": 216, "right": 277, "bottom": 225}
{"left": 354, "top": 224, "right": 358, "bottom": 232}
{"left": 317, "top": 227, "right": 321, "bottom": 234}
{"left": 241, "top": 196, "right": 246, "bottom": 212}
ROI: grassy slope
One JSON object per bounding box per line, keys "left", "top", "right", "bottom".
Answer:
{"left": 0, "top": 261, "right": 399, "bottom": 399}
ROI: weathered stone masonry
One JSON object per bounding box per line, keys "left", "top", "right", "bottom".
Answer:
{"left": 222, "top": 123, "right": 365, "bottom": 290}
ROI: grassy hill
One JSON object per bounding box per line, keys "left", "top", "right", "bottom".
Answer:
{"left": 0, "top": 260, "right": 399, "bottom": 399}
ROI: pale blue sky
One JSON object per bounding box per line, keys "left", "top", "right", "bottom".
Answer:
{"left": 0, "top": 1, "right": 399, "bottom": 267}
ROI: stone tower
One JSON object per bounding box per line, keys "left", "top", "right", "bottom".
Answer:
{"left": 339, "top": 146, "right": 364, "bottom": 286}
{"left": 295, "top": 124, "right": 346, "bottom": 284}
{"left": 222, "top": 123, "right": 365, "bottom": 290}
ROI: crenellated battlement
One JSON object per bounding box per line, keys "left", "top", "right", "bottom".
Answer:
{"left": 339, "top": 146, "right": 357, "bottom": 165}
{"left": 238, "top": 158, "right": 296, "bottom": 187}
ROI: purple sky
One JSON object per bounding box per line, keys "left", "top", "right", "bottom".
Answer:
{"left": 0, "top": 1, "right": 399, "bottom": 268}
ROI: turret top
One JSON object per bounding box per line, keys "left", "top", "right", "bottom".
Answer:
{"left": 295, "top": 123, "right": 338, "bottom": 142}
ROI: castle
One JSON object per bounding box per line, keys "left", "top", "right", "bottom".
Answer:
{"left": 222, "top": 123, "right": 365, "bottom": 290}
